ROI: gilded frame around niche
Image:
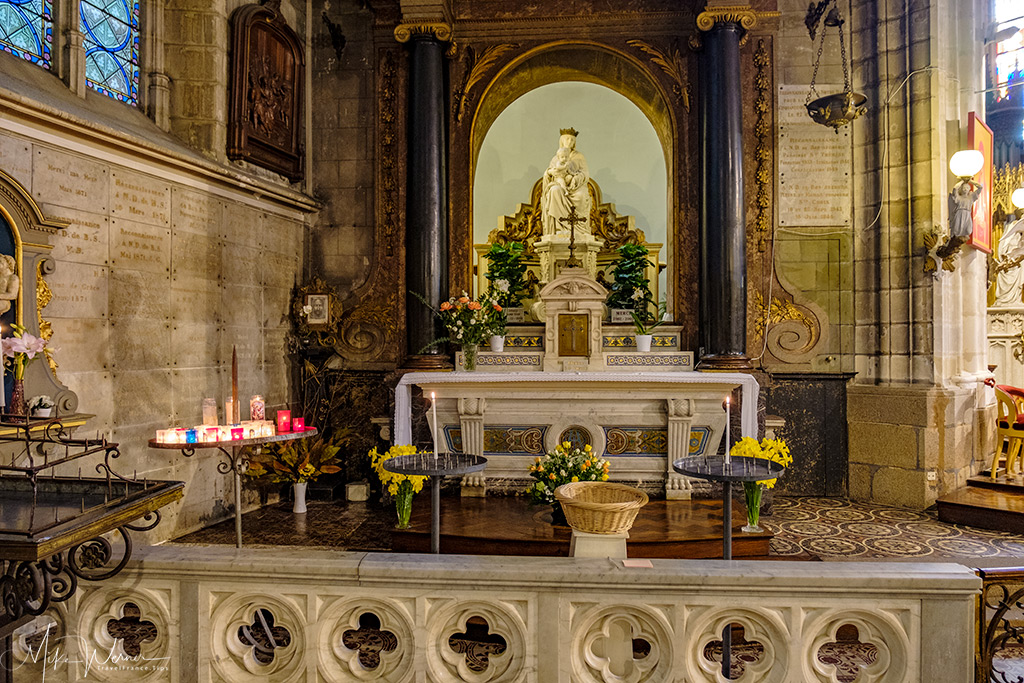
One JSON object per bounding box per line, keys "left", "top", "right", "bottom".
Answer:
{"left": 292, "top": 278, "right": 342, "bottom": 347}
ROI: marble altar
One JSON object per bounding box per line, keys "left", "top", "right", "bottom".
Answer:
{"left": 395, "top": 371, "right": 758, "bottom": 498}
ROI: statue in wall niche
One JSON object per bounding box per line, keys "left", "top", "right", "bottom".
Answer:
{"left": 540, "top": 128, "right": 592, "bottom": 237}
{"left": 994, "top": 216, "right": 1024, "bottom": 306}
{"left": 0, "top": 255, "right": 19, "bottom": 315}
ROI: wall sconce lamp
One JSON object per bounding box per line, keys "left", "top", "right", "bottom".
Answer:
{"left": 926, "top": 149, "right": 985, "bottom": 273}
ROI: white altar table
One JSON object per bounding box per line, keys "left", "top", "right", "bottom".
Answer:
{"left": 395, "top": 372, "right": 759, "bottom": 497}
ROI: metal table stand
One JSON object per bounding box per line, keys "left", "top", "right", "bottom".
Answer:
{"left": 383, "top": 453, "right": 487, "bottom": 553}
{"left": 149, "top": 428, "right": 318, "bottom": 548}
{"left": 673, "top": 454, "right": 785, "bottom": 680}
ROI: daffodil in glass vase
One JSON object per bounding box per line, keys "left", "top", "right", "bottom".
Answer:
{"left": 368, "top": 445, "right": 429, "bottom": 528}
{"left": 729, "top": 436, "right": 792, "bottom": 533}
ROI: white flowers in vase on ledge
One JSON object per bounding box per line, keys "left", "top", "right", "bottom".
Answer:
{"left": 28, "top": 394, "right": 54, "bottom": 418}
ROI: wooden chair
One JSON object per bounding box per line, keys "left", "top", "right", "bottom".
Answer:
{"left": 993, "top": 385, "right": 1024, "bottom": 479}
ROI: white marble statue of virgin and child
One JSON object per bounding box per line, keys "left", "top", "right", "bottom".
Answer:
{"left": 540, "top": 129, "right": 592, "bottom": 237}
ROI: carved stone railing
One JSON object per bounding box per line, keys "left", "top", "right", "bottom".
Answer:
{"left": 977, "top": 566, "right": 1024, "bottom": 683}
{"left": 7, "top": 546, "right": 980, "bottom": 682}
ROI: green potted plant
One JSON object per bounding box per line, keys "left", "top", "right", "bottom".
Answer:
{"left": 484, "top": 241, "right": 529, "bottom": 322}
{"left": 28, "top": 394, "right": 54, "bottom": 418}
{"left": 630, "top": 300, "right": 667, "bottom": 352}
{"left": 245, "top": 436, "right": 342, "bottom": 514}
{"left": 606, "top": 244, "right": 654, "bottom": 323}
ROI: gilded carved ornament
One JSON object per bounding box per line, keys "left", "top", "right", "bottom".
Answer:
{"left": 626, "top": 40, "right": 691, "bottom": 113}
{"left": 696, "top": 5, "right": 779, "bottom": 42}
{"left": 35, "top": 260, "right": 58, "bottom": 379}
{"left": 394, "top": 22, "right": 453, "bottom": 43}
{"left": 753, "top": 39, "right": 771, "bottom": 253}
{"left": 455, "top": 43, "right": 519, "bottom": 124}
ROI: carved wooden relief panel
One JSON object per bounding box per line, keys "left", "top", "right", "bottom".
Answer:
{"left": 228, "top": 1, "right": 305, "bottom": 182}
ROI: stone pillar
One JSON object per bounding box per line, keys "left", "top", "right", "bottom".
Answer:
{"left": 396, "top": 23, "right": 452, "bottom": 369}
{"left": 458, "top": 397, "right": 487, "bottom": 496}
{"left": 696, "top": 7, "right": 755, "bottom": 370}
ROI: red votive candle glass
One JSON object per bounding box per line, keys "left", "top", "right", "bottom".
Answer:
{"left": 292, "top": 417, "right": 305, "bottom": 431}
{"left": 231, "top": 427, "right": 244, "bottom": 440}
{"left": 276, "top": 410, "right": 292, "bottom": 433}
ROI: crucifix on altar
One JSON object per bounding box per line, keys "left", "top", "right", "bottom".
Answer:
{"left": 559, "top": 205, "right": 585, "bottom": 269}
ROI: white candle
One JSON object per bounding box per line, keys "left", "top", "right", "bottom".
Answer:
{"left": 431, "top": 392, "right": 439, "bottom": 462}
{"left": 0, "top": 323, "right": 6, "bottom": 409}
{"left": 724, "top": 395, "right": 731, "bottom": 466}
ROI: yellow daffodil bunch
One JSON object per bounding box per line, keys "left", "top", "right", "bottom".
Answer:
{"left": 526, "top": 441, "right": 610, "bottom": 506}
{"left": 729, "top": 436, "right": 792, "bottom": 488}
{"left": 368, "top": 444, "right": 428, "bottom": 496}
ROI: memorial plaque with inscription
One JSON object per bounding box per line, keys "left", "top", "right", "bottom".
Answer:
{"left": 171, "top": 231, "right": 222, "bottom": 281}
{"left": 33, "top": 148, "right": 109, "bottom": 214}
{"left": 110, "top": 318, "right": 170, "bottom": 371}
{"left": 45, "top": 262, "right": 109, "bottom": 319}
{"left": 222, "top": 243, "right": 261, "bottom": 287}
{"left": 778, "top": 84, "right": 852, "bottom": 227}
{"left": 172, "top": 187, "right": 223, "bottom": 236}
{"left": 223, "top": 204, "right": 261, "bottom": 243}
{"left": 47, "top": 318, "right": 110, "bottom": 372}
{"left": 0, "top": 135, "right": 32, "bottom": 190}
{"left": 45, "top": 207, "right": 109, "bottom": 266}
{"left": 111, "top": 218, "right": 171, "bottom": 275}
{"left": 111, "top": 172, "right": 170, "bottom": 227}
{"left": 262, "top": 212, "right": 303, "bottom": 260}
{"left": 172, "top": 281, "right": 221, "bottom": 324}
{"left": 110, "top": 269, "right": 171, "bottom": 320}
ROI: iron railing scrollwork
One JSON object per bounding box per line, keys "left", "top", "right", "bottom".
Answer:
{"left": 978, "top": 567, "right": 1024, "bottom": 682}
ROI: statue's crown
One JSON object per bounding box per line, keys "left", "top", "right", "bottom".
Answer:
{"left": 559, "top": 127, "right": 579, "bottom": 137}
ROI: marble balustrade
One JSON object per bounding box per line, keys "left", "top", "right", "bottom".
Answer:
{"left": 7, "top": 546, "right": 979, "bottom": 682}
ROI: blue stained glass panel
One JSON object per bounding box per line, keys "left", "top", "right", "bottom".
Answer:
{"left": 0, "top": 0, "right": 53, "bottom": 70}
{"left": 80, "top": 0, "right": 138, "bottom": 105}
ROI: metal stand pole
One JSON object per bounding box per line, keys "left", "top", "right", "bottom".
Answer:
{"left": 722, "top": 479, "right": 732, "bottom": 678}
{"left": 1, "top": 634, "right": 12, "bottom": 683}
{"left": 233, "top": 446, "right": 243, "bottom": 549}
{"left": 430, "top": 475, "right": 441, "bottom": 553}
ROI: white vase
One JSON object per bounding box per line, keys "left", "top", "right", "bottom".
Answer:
{"left": 292, "top": 482, "right": 307, "bottom": 514}
{"left": 636, "top": 334, "right": 653, "bottom": 352}
{"left": 489, "top": 335, "right": 505, "bottom": 352}
{"left": 32, "top": 407, "right": 52, "bottom": 418}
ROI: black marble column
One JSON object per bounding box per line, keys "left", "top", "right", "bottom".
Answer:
{"left": 404, "top": 33, "right": 449, "bottom": 369}
{"left": 699, "top": 22, "right": 750, "bottom": 370}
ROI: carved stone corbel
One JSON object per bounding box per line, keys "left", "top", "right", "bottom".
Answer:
{"left": 458, "top": 397, "right": 487, "bottom": 496}
{"left": 666, "top": 398, "right": 694, "bottom": 499}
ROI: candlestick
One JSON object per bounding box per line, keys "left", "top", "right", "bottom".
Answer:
{"left": 231, "top": 346, "right": 240, "bottom": 423}
{"left": 431, "top": 391, "right": 439, "bottom": 459}
{"left": 724, "top": 395, "right": 731, "bottom": 466}
{"left": 0, "top": 323, "right": 6, "bottom": 409}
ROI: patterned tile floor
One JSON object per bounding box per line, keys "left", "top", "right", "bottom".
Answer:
{"left": 761, "top": 496, "right": 1024, "bottom": 561}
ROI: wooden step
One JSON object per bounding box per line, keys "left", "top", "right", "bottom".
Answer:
{"left": 936, "top": 486, "right": 1024, "bottom": 533}
{"left": 967, "top": 474, "right": 1024, "bottom": 495}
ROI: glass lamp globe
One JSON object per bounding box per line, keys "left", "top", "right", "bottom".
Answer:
{"left": 948, "top": 149, "right": 984, "bottom": 179}
{"left": 1012, "top": 187, "right": 1024, "bottom": 210}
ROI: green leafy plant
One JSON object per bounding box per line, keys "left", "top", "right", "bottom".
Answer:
{"left": 484, "top": 241, "right": 530, "bottom": 308}
{"left": 631, "top": 300, "right": 668, "bottom": 335}
{"left": 606, "top": 244, "right": 654, "bottom": 313}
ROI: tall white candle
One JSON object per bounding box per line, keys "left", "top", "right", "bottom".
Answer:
{"left": 0, "top": 323, "right": 6, "bottom": 409}
{"left": 431, "top": 392, "right": 439, "bottom": 461}
{"left": 724, "top": 395, "right": 731, "bottom": 466}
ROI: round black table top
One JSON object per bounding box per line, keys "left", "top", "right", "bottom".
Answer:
{"left": 673, "top": 455, "right": 785, "bottom": 483}
{"left": 382, "top": 453, "right": 488, "bottom": 477}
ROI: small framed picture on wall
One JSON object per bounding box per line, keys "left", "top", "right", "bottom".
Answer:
{"left": 305, "top": 294, "right": 330, "bottom": 327}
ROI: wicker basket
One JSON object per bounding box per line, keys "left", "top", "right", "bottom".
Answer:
{"left": 554, "top": 482, "right": 649, "bottom": 534}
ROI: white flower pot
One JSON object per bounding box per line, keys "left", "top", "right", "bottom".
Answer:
{"left": 489, "top": 335, "right": 505, "bottom": 353}
{"left": 32, "top": 407, "right": 52, "bottom": 418}
{"left": 292, "top": 482, "right": 308, "bottom": 514}
{"left": 635, "top": 334, "right": 653, "bottom": 353}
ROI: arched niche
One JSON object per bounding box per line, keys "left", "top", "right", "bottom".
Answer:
{"left": 0, "top": 170, "right": 78, "bottom": 414}
{"left": 467, "top": 41, "right": 678, "bottom": 315}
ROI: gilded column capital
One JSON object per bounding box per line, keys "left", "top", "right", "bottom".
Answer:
{"left": 394, "top": 21, "right": 453, "bottom": 43}
{"left": 695, "top": 5, "right": 779, "bottom": 33}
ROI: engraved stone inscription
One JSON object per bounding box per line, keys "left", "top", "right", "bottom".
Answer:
{"left": 110, "top": 269, "right": 171, "bottom": 320}
{"left": 222, "top": 243, "right": 261, "bottom": 287}
{"left": 111, "top": 218, "right": 170, "bottom": 275}
{"left": 172, "top": 230, "right": 221, "bottom": 281}
{"left": 32, "top": 148, "right": 109, "bottom": 213}
{"left": 46, "top": 208, "right": 109, "bottom": 266}
{"left": 172, "top": 187, "right": 222, "bottom": 236}
{"left": 778, "top": 85, "right": 852, "bottom": 227}
{"left": 45, "top": 262, "right": 108, "bottom": 319}
{"left": 0, "top": 136, "right": 32, "bottom": 190}
{"left": 172, "top": 281, "right": 221, "bottom": 324}
{"left": 262, "top": 212, "right": 302, "bottom": 260}
{"left": 223, "top": 204, "right": 261, "bottom": 243}
{"left": 111, "top": 172, "right": 170, "bottom": 227}
{"left": 47, "top": 318, "right": 110, "bottom": 372}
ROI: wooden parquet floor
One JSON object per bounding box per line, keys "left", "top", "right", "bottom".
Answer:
{"left": 391, "top": 497, "right": 774, "bottom": 559}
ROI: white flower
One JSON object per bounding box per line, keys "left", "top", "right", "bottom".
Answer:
{"left": 300, "top": 304, "right": 312, "bottom": 316}
{"left": 630, "top": 289, "right": 643, "bottom": 301}
{"left": 495, "top": 279, "right": 510, "bottom": 293}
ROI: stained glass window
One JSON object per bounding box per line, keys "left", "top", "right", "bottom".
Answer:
{"left": 0, "top": 0, "right": 53, "bottom": 70}
{"left": 80, "top": 0, "right": 139, "bottom": 105}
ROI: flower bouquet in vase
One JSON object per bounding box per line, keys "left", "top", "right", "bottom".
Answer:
{"left": 245, "top": 436, "right": 343, "bottom": 513}
{"left": 2, "top": 325, "right": 50, "bottom": 420}
{"left": 527, "top": 441, "right": 610, "bottom": 526}
{"left": 368, "top": 445, "right": 428, "bottom": 528}
{"left": 436, "top": 293, "right": 504, "bottom": 371}
{"left": 729, "top": 437, "right": 792, "bottom": 533}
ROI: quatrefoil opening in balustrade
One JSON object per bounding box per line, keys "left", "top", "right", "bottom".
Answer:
{"left": 816, "top": 624, "right": 880, "bottom": 683}
{"left": 448, "top": 616, "right": 508, "bottom": 674}
{"left": 586, "top": 617, "right": 656, "bottom": 681}
{"left": 237, "top": 608, "right": 292, "bottom": 665}
{"left": 341, "top": 611, "right": 398, "bottom": 670}
{"left": 106, "top": 601, "right": 158, "bottom": 657}
{"left": 702, "top": 624, "right": 765, "bottom": 679}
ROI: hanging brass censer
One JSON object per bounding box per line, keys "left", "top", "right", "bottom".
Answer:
{"left": 804, "top": 0, "right": 867, "bottom": 131}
